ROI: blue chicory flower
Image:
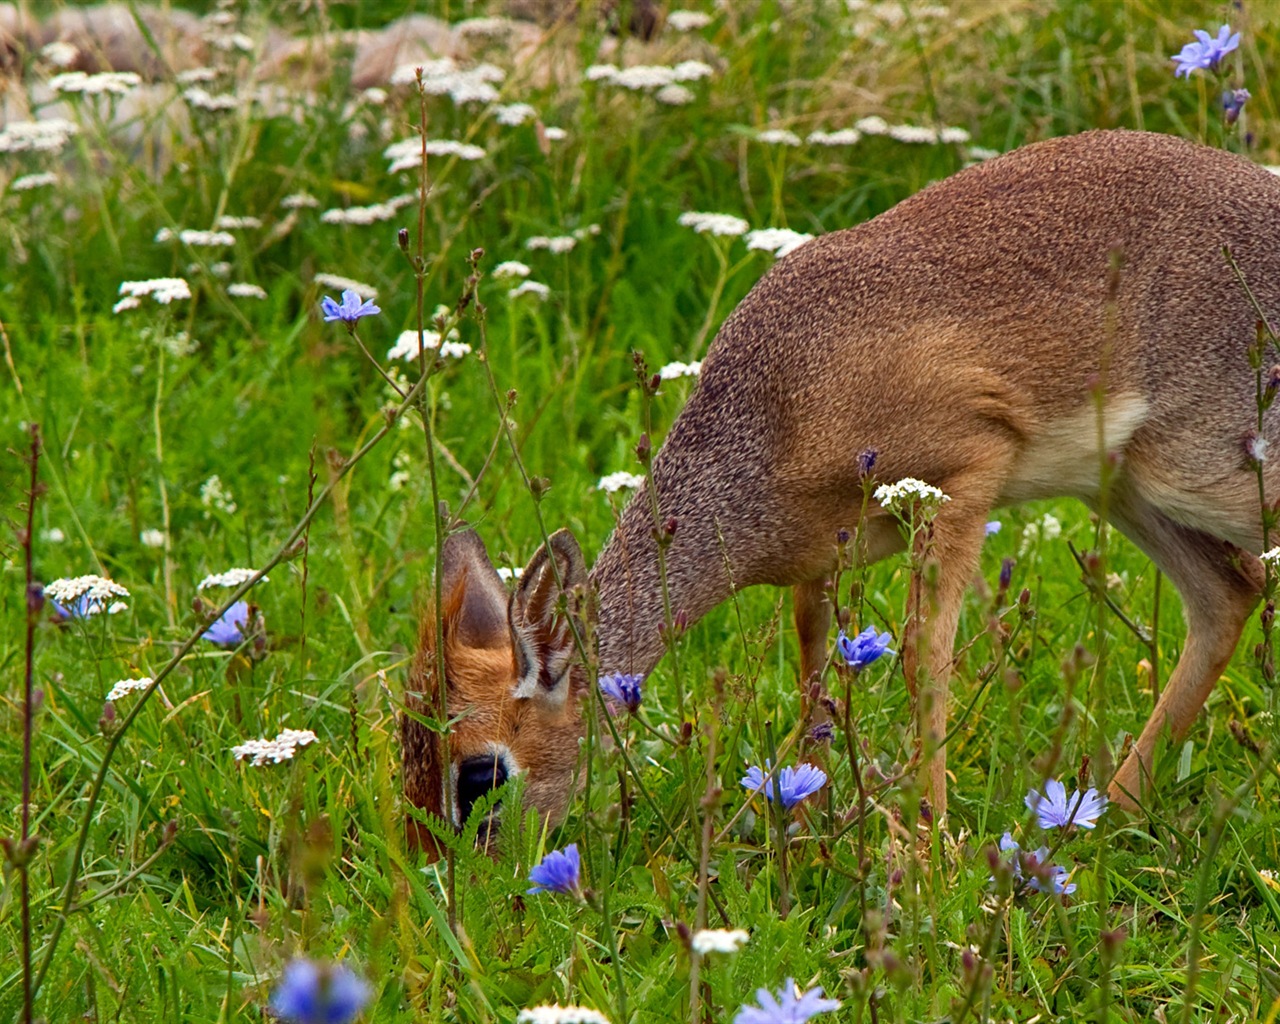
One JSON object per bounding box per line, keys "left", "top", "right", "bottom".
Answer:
{"left": 984, "top": 520, "right": 1002, "bottom": 536}
{"left": 321, "top": 289, "right": 381, "bottom": 324}
{"left": 1171, "top": 24, "right": 1241, "bottom": 78}
{"left": 1223, "top": 87, "right": 1251, "bottom": 125}
{"left": 1025, "top": 778, "right": 1108, "bottom": 830}
{"left": 734, "top": 978, "right": 840, "bottom": 1024}
{"left": 997, "top": 833, "right": 1076, "bottom": 897}
{"left": 598, "top": 672, "right": 644, "bottom": 713}
{"left": 836, "top": 626, "right": 894, "bottom": 670}
{"left": 202, "top": 600, "right": 249, "bottom": 646}
{"left": 527, "top": 842, "right": 581, "bottom": 895}
{"left": 270, "top": 958, "right": 371, "bottom": 1024}
{"left": 740, "top": 760, "right": 827, "bottom": 810}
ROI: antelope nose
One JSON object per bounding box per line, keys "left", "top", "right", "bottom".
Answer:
{"left": 457, "top": 754, "right": 508, "bottom": 824}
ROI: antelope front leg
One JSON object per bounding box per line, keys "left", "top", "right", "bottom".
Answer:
{"left": 899, "top": 488, "right": 1002, "bottom": 826}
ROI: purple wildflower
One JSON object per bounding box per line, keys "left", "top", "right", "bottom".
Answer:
{"left": 202, "top": 600, "right": 249, "bottom": 646}
{"left": 527, "top": 843, "right": 581, "bottom": 895}
{"left": 734, "top": 978, "right": 840, "bottom": 1024}
{"left": 270, "top": 959, "right": 371, "bottom": 1024}
{"left": 1223, "top": 87, "right": 1251, "bottom": 125}
{"left": 836, "top": 626, "right": 894, "bottom": 670}
{"left": 321, "top": 289, "right": 381, "bottom": 324}
{"left": 598, "top": 672, "right": 643, "bottom": 713}
{"left": 997, "top": 833, "right": 1076, "bottom": 897}
{"left": 856, "top": 448, "right": 877, "bottom": 478}
{"left": 740, "top": 760, "right": 827, "bottom": 810}
{"left": 1171, "top": 25, "right": 1241, "bottom": 78}
{"left": 1025, "top": 778, "right": 1108, "bottom": 830}
{"left": 984, "top": 520, "right": 1002, "bottom": 536}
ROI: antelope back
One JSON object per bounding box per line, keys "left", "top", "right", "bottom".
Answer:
{"left": 402, "top": 528, "right": 588, "bottom": 854}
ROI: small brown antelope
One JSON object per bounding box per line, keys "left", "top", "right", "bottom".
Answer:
{"left": 403, "top": 129, "right": 1277, "bottom": 846}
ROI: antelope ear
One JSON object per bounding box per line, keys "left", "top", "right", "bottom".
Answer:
{"left": 510, "top": 529, "right": 586, "bottom": 701}
{"left": 441, "top": 529, "right": 510, "bottom": 650}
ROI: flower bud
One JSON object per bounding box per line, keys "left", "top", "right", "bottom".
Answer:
{"left": 397, "top": 227, "right": 409, "bottom": 252}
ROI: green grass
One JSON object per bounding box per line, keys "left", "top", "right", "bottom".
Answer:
{"left": 2, "top": 1, "right": 1280, "bottom": 1021}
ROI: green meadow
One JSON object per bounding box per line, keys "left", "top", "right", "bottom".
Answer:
{"left": 1, "top": 1, "right": 1278, "bottom": 1021}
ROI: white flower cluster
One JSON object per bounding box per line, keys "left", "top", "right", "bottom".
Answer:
{"left": 1018, "top": 513, "right": 1063, "bottom": 556}
{"left": 200, "top": 474, "right": 238, "bottom": 515}
{"left": 655, "top": 84, "right": 694, "bottom": 106}
{"left": 46, "top": 574, "right": 131, "bottom": 616}
{"left": 384, "top": 138, "right": 487, "bottom": 174}
{"left": 1261, "top": 547, "right": 1280, "bottom": 566}
{"left": 598, "top": 471, "right": 646, "bottom": 493}
{"left": 40, "top": 40, "right": 80, "bottom": 67}
{"left": 184, "top": 87, "right": 238, "bottom": 111}
{"left": 198, "top": 567, "right": 268, "bottom": 590}
{"left": 808, "top": 128, "right": 862, "bottom": 146}
{"left": 387, "top": 330, "right": 472, "bottom": 361}
{"left": 658, "top": 360, "right": 701, "bottom": 379}
{"left": 745, "top": 228, "right": 813, "bottom": 257}
{"left": 756, "top": 128, "right": 802, "bottom": 146}
{"left": 678, "top": 211, "right": 749, "bottom": 237}
{"left": 667, "top": 10, "right": 713, "bottom": 31}
{"left": 177, "top": 67, "right": 219, "bottom": 85}
{"left": 516, "top": 1007, "right": 610, "bottom": 1024}
{"left": 496, "top": 567, "right": 525, "bottom": 582}
{"left": 140, "top": 529, "right": 167, "bottom": 547}
{"left": 228, "top": 283, "right": 267, "bottom": 299}
{"left": 232, "top": 728, "right": 318, "bottom": 767}
{"left": 155, "top": 227, "right": 237, "bottom": 247}
{"left": 321, "top": 194, "right": 414, "bottom": 225}
{"left": 455, "top": 16, "right": 517, "bottom": 38}
{"left": 50, "top": 70, "right": 141, "bottom": 96}
{"left": 543, "top": 126, "right": 567, "bottom": 142}
{"left": 492, "top": 260, "right": 531, "bottom": 279}
{"left": 586, "top": 60, "right": 714, "bottom": 91}
{"left": 509, "top": 281, "right": 550, "bottom": 300}
{"left": 0, "top": 118, "right": 79, "bottom": 154}
{"left": 873, "top": 477, "right": 951, "bottom": 514}
{"left": 11, "top": 172, "right": 58, "bottom": 192}
{"left": 690, "top": 928, "right": 750, "bottom": 954}
{"left": 114, "top": 277, "right": 192, "bottom": 312}
{"left": 495, "top": 103, "right": 537, "bottom": 126}
{"left": 281, "top": 192, "right": 319, "bottom": 209}
{"left": 390, "top": 58, "right": 505, "bottom": 105}
{"left": 526, "top": 235, "right": 577, "bottom": 254}
{"left": 106, "top": 677, "right": 154, "bottom": 701}
{"left": 314, "top": 273, "right": 377, "bottom": 299}
{"left": 850, "top": 116, "right": 969, "bottom": 144}
{"left": 215, "top": 215, "right": 262, "bottom": 230}
{"left": 389, "top": 450, "right": 411, "bottom": 492}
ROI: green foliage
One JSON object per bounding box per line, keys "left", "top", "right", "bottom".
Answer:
{"left": 2, "top": 2, "right": 1279, "bottom": 1022}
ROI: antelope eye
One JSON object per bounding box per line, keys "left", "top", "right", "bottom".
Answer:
{"left": 457, "top": 754, "right": 508, "bottom": 824}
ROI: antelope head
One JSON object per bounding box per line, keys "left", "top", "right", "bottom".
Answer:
{"left": 402, "top": 528, "right": 588, "bottom": 856}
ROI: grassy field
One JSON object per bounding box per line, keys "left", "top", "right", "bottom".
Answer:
{"left": 2, "top": 1, "right": 1280, "bottom": 1021}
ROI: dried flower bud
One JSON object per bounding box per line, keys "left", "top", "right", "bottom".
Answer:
{"left": 635, "top": 433, "right": 652, "bottom": 462}
{"left": 809, "top": 720, "right": 835, "bottom": 743}
{"left": 529, "top": 476, "right": 551, "bottom": 501}
{"left": 664, "top": 516, "right": 678, "bottom": 537}
{"left": 397, "top": 227, "right": 410, "bottom": 252}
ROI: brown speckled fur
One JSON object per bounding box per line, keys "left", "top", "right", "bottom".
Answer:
{"left": 411, "top": 130, "right": 1280, "bottom": 836}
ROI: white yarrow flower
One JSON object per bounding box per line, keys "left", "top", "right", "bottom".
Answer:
{"left": 691, "top": 928, "right": 750, "bottom": 954}
{"left": 107, "top": 677, "right": 154, "bottom": 701}
{"left": 667, "top": 10, "right": 713, "bottom": 31}
{"left": 387, "top": 330, "right": 471, "bottom": 361}
{"left": 525, "top": 235, "right": 577, "bottom": 254}
{"left": 1261, "top": 547, "right": 1280, "bottom": 566}
{"left": 46, "top": 574, "right": 131, "bottom": 616}
{"left": 808, "top": 128, "right": 862, "bottom": 146}
{"left": 756, "top": 128, "right": 802, "bottom": 146}
{"left": 50, "top": 70, "right": 141, "bottom": 96}
{"left": 140, "top": 529, "right": 167, "bottom": 548}
{"left": 655, "top": 84, "right": 695, "bottom": 106}
{"left": 516, "top": 1007, "right": 611, "bottom": 1024}
{"left": 40, "top": 527, "right": 66, "bottom": 543}
{"left": 0, "top": 119, "right": 78, "bottom": 154}
{"left": 855, "top": 115, "right": 890, "bottom": 135}
{"left": 873, "top": 477, "right": 951, "bottom": 513}
{"left": 200, "top": 474, "right": 238, "bottom": 515}
{"left": 228, "top": 283, "right": 268, "bottom": 300}
{"left": 492, "top": 260, "right": 532, "bottom": 279}
{"left": 117, "top": 278, "right": 192, "bottom": 306}
{"left": 495, "top": 103, "right": 537, "bottom": 126}
{"left": 314, "top": 273, "right": 377, "bottom": 299}
{"left": 232, "top": 729, "right": 318, "bottom": 767}
{"left": 658, "top": 360, "right": 702, "bottom": 379}
{"left": 197, "top": 567, "right": 268, "bottom": 590}
{"left": 384, "top": 137, "right": 487, "bottom": 173}
{"left": 11, "top": 172, "right": 58, "bottom": 192}
{"left": 744, "top": 228, "right": 814, "bottom": 257}
{"left": 281, "top": 192, "right": 320, "bottom": 209}
{"left": 598, "top": 471, "right": 647, "bottom": 493}
{"left": 509, "top": 281, "right": 551, "bottom": 300}
{"left": 677, "top": 211, "right": 749, "bottom": 237}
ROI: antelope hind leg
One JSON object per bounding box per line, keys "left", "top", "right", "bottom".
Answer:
{"left": 1104, "top": 488, "right": 1262, "bottom": 810}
